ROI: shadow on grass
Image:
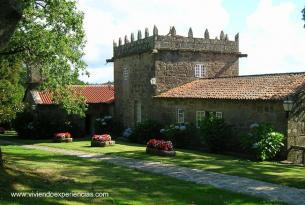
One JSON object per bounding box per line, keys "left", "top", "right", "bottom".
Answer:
{"left": 1, "top": 133, "right": 305, "bottom": 189}
{"left": 0, "top": 147, "right": 281, "bottom": 205}
{"left": 0, "top": 133, "right": 92, "bottom": 145}
{"left": 0, "top": 165, "right": 65, "bottom": 204}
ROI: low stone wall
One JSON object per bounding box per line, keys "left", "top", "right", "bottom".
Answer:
{"left": 146, "top": 147, "right": 176, "bottom": 157}
{"left": 91, "top": 140, "right": 115, "bottom": 147}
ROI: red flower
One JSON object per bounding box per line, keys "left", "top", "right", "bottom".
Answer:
{"left": 65, "top": 132, "right": 71, "bottom": 138}
{"left": 92, "top": 134, "right": 111, "bottom": 142}
{"left": 54, "top": 132, "right": 72, "bottom": 139}
{"left": 147, "top": 139, "right": 174, "bottom": 151}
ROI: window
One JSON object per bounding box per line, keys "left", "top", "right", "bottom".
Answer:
{"left": 209, "top": 111, "right": 223, "bottom": 119}
{"left": 195, "top": 64, "right": 205, "bottom": 78}
{"left": 135, "top": 101, "right": 141, "bottom": 123}
{"left": 196, "top": 111, "right": 206, "bottom": 128}
{"left": 123, "top": 67, "right": 128, "bottom": 80}
{"left": 215, "top": 112, "right": 223, "bottom": 119}
{"left": 177, "top": 109, "right": 184, "bottom": 123}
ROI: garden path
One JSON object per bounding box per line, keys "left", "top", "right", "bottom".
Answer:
{"left": 1, "top": 139, "right": 304, "bottom": 205}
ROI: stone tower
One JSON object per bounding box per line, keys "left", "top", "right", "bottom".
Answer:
{"left": 110, "top": 26, "right": 245, "bottom": 127}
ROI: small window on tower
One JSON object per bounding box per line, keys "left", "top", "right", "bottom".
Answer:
{"left": 195, "top": 64, "right": 206, "bottom": 78}
{"left": 123, "top": 67, "right": 128, "bottom": 80}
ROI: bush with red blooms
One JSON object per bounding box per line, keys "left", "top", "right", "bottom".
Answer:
{"left": 0, "top": 127, "right": 5, "bottom": 134}
{"left": 53, "top": 132, "right": 73, "bottom": 142}
{"left": 147, "top": 139, "right": 174, "bottom": 151}
{"left": 92, "top": 134, "right": 111, "bottom": 142}
{"left": 91, "top": 134, "right": 115, "bottom": 147}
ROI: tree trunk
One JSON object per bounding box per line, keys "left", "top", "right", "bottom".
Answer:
{"left": 0, "top": 0, "right": 23, "bottom": 51}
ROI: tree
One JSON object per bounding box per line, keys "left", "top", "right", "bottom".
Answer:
{"left": 0, "top": 0, "right": 23, "bottom": 50}
{"left": 0, "top": 0, "right": 87, "bottom": 121}
{"left": 303, "top": 7, "right": 305, "bottom": 27}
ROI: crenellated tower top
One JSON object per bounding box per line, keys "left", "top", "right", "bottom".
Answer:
{"left": 110, "top": 25, "right": 246, "bottom": 60}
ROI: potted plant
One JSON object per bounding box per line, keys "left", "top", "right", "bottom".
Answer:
{"left": 146, "top": 139, "right": 176, "bottom": 156}
{"left": 91, "top": 134, "right": 115, "bottom": 147}
{"left": 53, "top": 132, "right": 73, "bottom": 143}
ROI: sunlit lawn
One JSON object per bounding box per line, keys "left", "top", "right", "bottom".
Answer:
{"left": 1, "top": 132, "right": 305, "bottom": 189}
{"left": 0, "top": 144, "right": 282, "bottom": 205}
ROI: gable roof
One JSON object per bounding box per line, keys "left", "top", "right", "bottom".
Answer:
{"left": 31, "top": 85, "right": 114, "bottom": 105}
{"left": 155, "top": 72, "right": 305, "bottom": 101}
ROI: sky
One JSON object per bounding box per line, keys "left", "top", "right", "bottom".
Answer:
{"left": 77, "top": 0, "right": 305, "bottom": 83}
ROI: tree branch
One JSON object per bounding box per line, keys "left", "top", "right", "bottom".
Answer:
{"left": 0, "top": 47, "right": 25, "bottom": 56}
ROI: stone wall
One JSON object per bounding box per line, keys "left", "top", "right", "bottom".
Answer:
{"left": 287, "top": 91, "right": 305, "bottom": 163}
{"left": 153, "top": 98, "right": 287, "bottom": 136}
{"left": 155, "top": 51, "right": 239, "bottom": 93}
{"left": 155, "top": 35, "right": 239, "bottom": 53}
{"left": 114, "top": 52, "right": 155, "bottom": 127}
{"left": 113, "top": 27, "right": 241, "bottom": 127}
{"left": 113, "top": 27, "right": 239, "bottom": 59}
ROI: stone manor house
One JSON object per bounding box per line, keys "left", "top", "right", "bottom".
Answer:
{"left": 107, "top": 26, "right": 305, "bottom": 163}
{"left": 26, "top": 25, "right": 305, "bottom": 163}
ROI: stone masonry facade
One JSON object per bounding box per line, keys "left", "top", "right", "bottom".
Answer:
{"left": 153, "top": 98, "right": 287, "bottom": 134}
{"left": 113, "top": 26, "right": 242, "bottom": 127}
{"left": 287, "top": 91, "right": 305, "bottom": 163}
{"left": 112, "top": 26, "right": 305, "bottom": 163}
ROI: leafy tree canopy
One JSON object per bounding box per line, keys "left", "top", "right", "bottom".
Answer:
{"left": 0, "top": 0, "right": 88, "bottom": 121}
{"left": 303, "top": 7, "right": 305, "bottom": 27}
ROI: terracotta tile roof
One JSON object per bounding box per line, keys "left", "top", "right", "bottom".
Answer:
{"left": 156, "top": 72, "right": 305, "bottom": 100}
{"left": 32, "top": 85, "right": 114, "bottom": 105}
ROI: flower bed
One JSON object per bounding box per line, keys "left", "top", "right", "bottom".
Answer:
{"left": 91, "top": 134, "right": 115, "bottom": 147}
{"left": 0, "top": 127, "right": 5, "bottom": 134}
{"left": 146, "top": 139, "right": 176, "bottom": 156}
{"left": 53, "top": 132, "right": 73, "bottom": 143}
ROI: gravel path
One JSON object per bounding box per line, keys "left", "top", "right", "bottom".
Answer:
{"left": 1, "top": 139, "right": 305, "bottom": 205}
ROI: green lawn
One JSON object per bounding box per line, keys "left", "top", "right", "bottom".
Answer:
{"left": 0, "top": 144, "right": 281, "bottom": 205}
{"left": 1, "top": 132, "right": 305, "bottom": 189}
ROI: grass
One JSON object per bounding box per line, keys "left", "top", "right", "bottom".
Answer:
{"left": 1, "top": 132, "right": 305, "bottom": 189}
{"left": 0, "top": 144, "right": 282, "bottom": 205}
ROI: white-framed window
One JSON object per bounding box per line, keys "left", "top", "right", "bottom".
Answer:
{"left": 196, "top": 111, "right": 206, "bottom": 128}
{"left": 209, "top": 111, "right": 223, "bottom": 119}
{"left": 215, "top": 112, "right": 223, "bottom": 119}
{"left": 177, "top": 109, "right": 185, "bottom": 123}
{"left": 195, "top": 64, "right": 205, "bottom": 78}
{"left": 123, "top": 67, "right": 128, "bottom": 80}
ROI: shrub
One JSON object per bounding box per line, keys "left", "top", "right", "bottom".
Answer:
{"left": 122, "top": 128, "right": 133, "bottom": 140}
{"left": 64, "top": 115, "right": 85, "bottom": 138}
{"left": 34, "top": 111, "right": 68, "bottom": 138}
{"left": 129, "top": 120, "right": 162, "bottom": 143}
{"left": 53, "top": 132, "right": 73, "bottom": 143}
{"left": 91, "top": 134, "right": 115, "bottom": 147}
{"left": 0, "top": 127, "right": 5, "bottom": 134}
{"left": 92, "top": 134, "right": 112, "bottom": 142}
{"left": 13, "top": 110, "right": 36, "bottom": 138}
{"left": 241, "top": 123, "right": 284, "bottom": 161}
{"left": 13, "top": 109, "right": 85, "bottom": 139}
{"left": 147, "top": 139, "right": 174, "bottom": 151}
{"left": 161, "top": 123, "right": 199, "bottom": 148}
{"left": 94, "top": 116, "right": 123, "bottom": 138}
{"left": 199, "top": 117, "right": 233, "bottom": 153}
